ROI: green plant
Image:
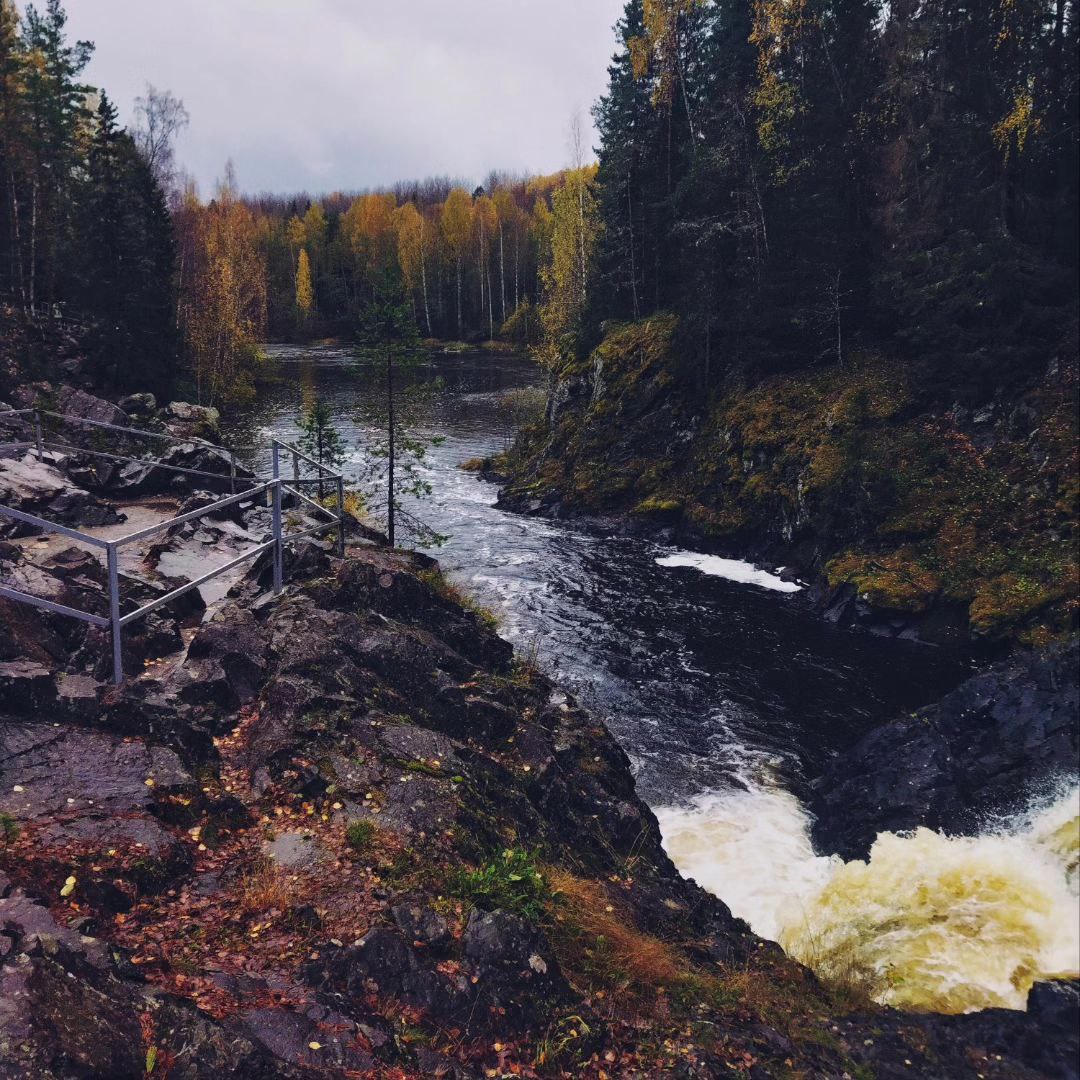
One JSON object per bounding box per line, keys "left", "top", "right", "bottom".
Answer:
{"left": 0, "top": 812, "right": 19, "bottom": 843}
{"left": 449, "top": 848, "right": 548, "bottom": 919}
{"left": 345, "top": 819, "right": 377, "bottom": 854}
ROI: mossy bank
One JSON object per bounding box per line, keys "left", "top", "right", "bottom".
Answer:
{"left": 495, "top": 315, "right": 1079, "bottom": 650}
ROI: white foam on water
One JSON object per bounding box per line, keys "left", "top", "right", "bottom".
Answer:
{"left": 655, "top": 550, "right": 803, "bottom": 593}
{"left": 657, "top": 783, "right": 1080, "bottom": 1013}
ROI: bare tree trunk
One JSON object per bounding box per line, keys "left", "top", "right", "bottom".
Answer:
{"left": 28, "top": 178, "right": 37, "bottom": 309}
{"left": 455, "top": 256, "right": 462, "bottom": 338}
{"left": 421, "top": 255, "right": 432, "bottom": 337}
{"left": 9, "top": 172, "right": 26, "bottom": 306}
{"left": 498, "top": 224, "right": 506, "bottom": 326}
{"left": 514, "top": 228, "right": 520, "bottom": 310}
{"left": 626, "top": 172, "right": 639, "bottom": 319}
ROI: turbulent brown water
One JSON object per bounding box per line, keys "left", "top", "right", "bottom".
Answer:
{"left": 227, "top": 343, "right": 1079, "bottom": 1013}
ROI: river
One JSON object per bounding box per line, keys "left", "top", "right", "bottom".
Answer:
{"left": 225, "top": 343, "right": 1079, "bottom": 1014}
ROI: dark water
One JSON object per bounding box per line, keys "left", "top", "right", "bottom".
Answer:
{"left": 225, "top": 344, "right": 970, "bottom": 807}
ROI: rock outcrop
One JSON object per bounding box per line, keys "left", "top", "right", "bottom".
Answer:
{"left": 0, "top": 454, "right": 123, "bottom": 538}
{"left": 811, "top": 642, "right": 1080, "bottom": 861}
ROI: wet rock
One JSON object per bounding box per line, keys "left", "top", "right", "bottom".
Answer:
{"left": 117, "top": 391, "right": 156, "bottom": 418}
{"left": 812, "top": 642, "right": 1080, "bottom": 860}
{"left": 161, "top": 400, "right": 221, "bottom": 440}
{"left": 0, "top": 721, "right": 194, "bottom": 899}
{"left": 460, "top": 908, "right": 569, "bottom": 1024}
{"left": 183, "top": 602, "right": 272, "bottom": 709}
{"left": 331, "top": 549, "right": 513, "bottom": 673}
{"left": 305, "top": 928, "right": 471, "bottom": 1022}
{"left": 0, "top": 659, "right": 57, "bottom": 712}
{"left": 391, "top": 902, "right": 452, "bottom": 952}
{"left": 112, "top": 441, "right": 248, "bottom": 497}
{"left": 240, "top": 1007, "right": 375, "bottom": 1074}
{"left": 0, "top": 886, "right": 288, "bottom": 1078}
{"left": 52, "top": 385, "right": 130, "bottom": 428}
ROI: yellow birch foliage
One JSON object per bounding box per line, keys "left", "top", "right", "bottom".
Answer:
{"left": 539, "top": 167, "right": 599, "bottom": 366}
{"left": 440, "top": 188, "right": 474, "bottom": 262}
{"left": 181, "top": 183, "right": 267, "bottom": 406}
{"left": 342, "top": 192, "right": 397, "bottom": 285}
{"left": 394, "top": 201, "right": 426, "bottom": 293}
{"left": 295, "top": 247, "right": 313, "bottom": 315}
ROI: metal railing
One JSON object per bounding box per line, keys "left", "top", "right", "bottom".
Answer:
{"left": 0, "top": 410, "right": 347, "bottom": 685}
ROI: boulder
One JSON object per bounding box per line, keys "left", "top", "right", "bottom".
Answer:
{"left": 303, "top": 928, "right": 471, "bottom": 1021}
{"left": 162, "top": 400, "right": 220, "bottom": 440}
{"left": 460, "top": 908, "right": 569, "bottom": 1023}
{"left": 811, "top": 642, "right": 1080, "bottom": 860}
{"left": 0, "top": 454, "right": 123, "bottom": 537}
{"left": 52, "top": 384, "right": 130, "bottom": 428}
{"left": 182, "top": 602, "right": 273, "bottom": 709}
{"left": 117, "top": 391, "right": 156, "bottom": 418}
{"left": 111, "top": 442, "right": 250, "bottom": 497}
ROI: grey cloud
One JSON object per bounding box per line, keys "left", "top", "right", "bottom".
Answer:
{"left": 49, "top": 0, "right": 624, "bottom": 193}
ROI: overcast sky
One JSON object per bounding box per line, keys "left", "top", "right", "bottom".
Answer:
{"left": 42, "top": 0, "right": 624, "bottom": 196}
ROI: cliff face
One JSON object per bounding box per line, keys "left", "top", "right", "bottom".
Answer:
{"left": 496, "top": 317, "right": 1078, "bottom": 650}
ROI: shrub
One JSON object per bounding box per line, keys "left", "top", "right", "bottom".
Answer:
{"left": 449, "top": 848, "right": 548, "bottom": 919}
{"left": 0, "top": 812, "right": 19, "bottom": 843}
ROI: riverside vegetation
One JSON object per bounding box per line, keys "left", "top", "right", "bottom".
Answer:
{"left": 488, "top": 0, "right": 1079, "bottom": 651}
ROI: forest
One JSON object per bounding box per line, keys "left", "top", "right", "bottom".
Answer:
{"left": 575, "top": 0, "right": 1078, "bottom": 399}
{"left": 1, "top": 0, "right": 1076, "bottom": 412}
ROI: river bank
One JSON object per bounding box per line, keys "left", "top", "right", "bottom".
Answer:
{"left": 492, "top": 316, "right": 1078, "bottom": 652}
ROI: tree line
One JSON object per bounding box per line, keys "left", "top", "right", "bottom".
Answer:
{"left": 573, "top": 0, "right": 1078, "bottom": 397}
{"left": 0, "top": 0, "right": 177, "bottom": 391}
{"left": 247, "top": 169, "right": 586, "bottom": 348}
{"left": 0, "top": 0, "right": 604, "bottom": 407}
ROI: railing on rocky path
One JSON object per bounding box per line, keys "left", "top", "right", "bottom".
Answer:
{"left": 0, "top": 408, "right": 346, "bottom": 685}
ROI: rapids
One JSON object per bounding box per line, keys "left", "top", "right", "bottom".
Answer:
{"left": 229, "top": 343, "right": 1079, "bottom": 1014}
{"left": 659, "top": 785, "right": 1080, "bottom": 1013}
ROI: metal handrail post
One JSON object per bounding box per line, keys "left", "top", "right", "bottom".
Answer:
{"left": 292, "top": 449, "right": 300, "bottom": 511}
{"left": 336, "top": 475, "right": 346, "bottom": 557}
{"left": 106, "top": 543, "right": 123, "bottom": 685}
{"left": 229, "top": 451, "right": 237, "bottom": 494}
{"left": 272, "top": 446, "right": 283, "bottom": 594}
{"left": 32, "top": 409, "right": 43, "bottom": 461}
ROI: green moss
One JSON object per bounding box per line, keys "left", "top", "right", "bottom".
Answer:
{"left": 502, "top": 318, "right": 1078, "bottom": 646}
{"left": 827, "top": 551, "right": 942, "bottom": 614}
{"left": 633, "top": 495, "right": 683, "bottom": 516}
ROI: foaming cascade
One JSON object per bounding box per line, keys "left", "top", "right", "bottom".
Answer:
{"left": 658, "top": 785, "right": 1080, "bottom": 1014}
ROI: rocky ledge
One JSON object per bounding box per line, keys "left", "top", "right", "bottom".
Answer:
{"left": 0, "top": 507, "right": 1077, "bottom": 1077}
{"left": 811, "top": 642, "right": 1080, "bottom": 862}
